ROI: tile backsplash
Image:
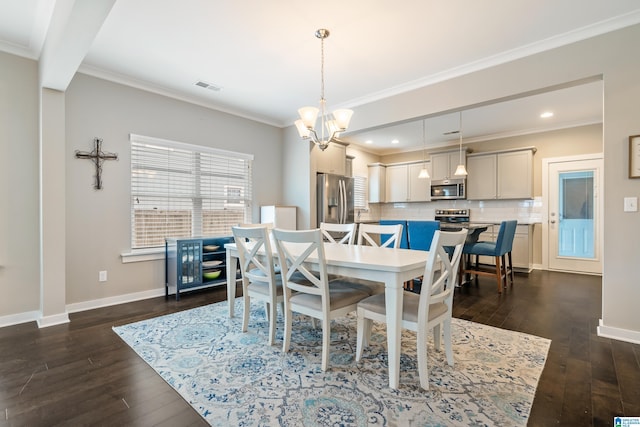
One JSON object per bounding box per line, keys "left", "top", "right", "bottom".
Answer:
{"left": 365, "top": 197, "right": 542, "bottom": 224}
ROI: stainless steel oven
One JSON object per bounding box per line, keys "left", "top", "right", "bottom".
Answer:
{"left": 430, "top": 180, "right": 465, "bottom": 200}
{"left": 435, "top": 209, "right": 470, "bottom": 230}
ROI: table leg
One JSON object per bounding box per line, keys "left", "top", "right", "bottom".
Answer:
{"left": 385, "top": 278, "right": 403, "bottom": 389}
{"left": 226, "top": 250, "right": 237, "bottom": 317}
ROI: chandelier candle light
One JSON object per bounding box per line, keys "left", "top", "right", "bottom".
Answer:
{"left": 454, "top": 111, "right": 468, "bottom": 176}
{"left": 295, "top": 29, "right": 353, "bottom": 151}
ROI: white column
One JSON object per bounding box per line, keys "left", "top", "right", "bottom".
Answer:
{"left": 38, "top": 88, "right": 69, "bottom": 327}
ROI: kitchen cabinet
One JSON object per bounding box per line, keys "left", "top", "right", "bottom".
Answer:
{"left": 466, "top": 148, "right": 534, "bottom": 200}
{"left": 315, "top": 142, "right": 347, "bottom": 175}
{"left": 368, "top": 163, "right": 386, "bottom": 203}
{"left": 472, "top": 223, "right": 533, "bottom": 272}
{"left": 430, "top": 150, "right": 465, "bottom": 181}
{"left": 385, "top": 162, "right": 431, "bottom": 202}
{"left": 466, "top": 155, "right": 497, "bottom": 200}
{"left": 165, "top": 236, "right": 235, "bottom": 300}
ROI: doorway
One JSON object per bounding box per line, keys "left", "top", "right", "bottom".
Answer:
{"left": 542, "top": 155, "right": 603, "bottom": 274}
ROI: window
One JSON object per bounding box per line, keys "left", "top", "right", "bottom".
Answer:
{"left": 130, "top": 134, "right": 253, "bottom": 249}
{"left": 353, "top": 175, "right": 368, "bottom": 210}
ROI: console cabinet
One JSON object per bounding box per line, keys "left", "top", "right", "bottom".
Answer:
{"left": 165, "top": 235, "right": 235, "bottom": 300}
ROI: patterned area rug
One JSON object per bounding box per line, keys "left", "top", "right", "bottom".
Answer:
{"left": 113, "top": 299, "right": 550, "bottom": 426}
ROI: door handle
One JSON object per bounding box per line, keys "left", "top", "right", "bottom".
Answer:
{"left": 550, "top": 220, "right": 556, "bottom": 224}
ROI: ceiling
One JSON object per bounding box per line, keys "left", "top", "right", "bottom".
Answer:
{"left": 1, "top": 1, "right": 639, "bottom": 154}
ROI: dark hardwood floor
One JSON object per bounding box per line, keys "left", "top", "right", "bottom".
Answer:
{"left": 1, "top": 271, "right": 638, "bottom": 426}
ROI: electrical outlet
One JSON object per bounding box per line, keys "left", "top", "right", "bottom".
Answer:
{"left": 624, "top": 197, "right": 638, "bottom": 212}
{"left": 99, "top": 270, "right": 108, "bottom": 282}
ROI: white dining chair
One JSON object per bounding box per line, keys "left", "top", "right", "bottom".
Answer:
{"left": 355, "top": 228, "right": 468, "bottom": 390}
{"left": 272, "top": 228, "right": 370, "bottom": 371}
{"left": 320, "top": 222, "right": 356, "bottom": 245}
{"left": 357, "top": 223, "right": 403, "bottom": 248}
{"left": 232, "top": 225, "right": 283, "bottom": 345}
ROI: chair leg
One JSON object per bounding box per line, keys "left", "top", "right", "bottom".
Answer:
{"left": 495, "top": 256, "right": 503, "bottom": 293}
{"left": 507, "top": 251, "right": 515, "bottom": 285}
{"left": 443, "top": 319, "right": 454, "bottom": 366}
{"left": 282, "top": 306, "right": 292, "bottom": 353}
{"left": 356, "top": 307, "right": 371, "bottom": 362}
{"left": 242, "top": 294, "right": 251, "bottom": 333}
{"left": 321, "top": 317, "right": 331, "bottom": 371}
{"left": 268, "top": 300, "right": 277, "bottom": 346}
{"left": 433, "top": 323, "right": 441, "bottom": 351}
{"left": 417, "top": 327, "right": 430, "bottom": 390}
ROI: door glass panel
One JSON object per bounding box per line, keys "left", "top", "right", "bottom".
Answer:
{"left": 558, "top": 171, "right": 595, "bottom": 258}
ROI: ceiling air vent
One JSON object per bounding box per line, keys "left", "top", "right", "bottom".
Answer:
{"left": 194, "top": 80, "right": 222, "bottom": 92}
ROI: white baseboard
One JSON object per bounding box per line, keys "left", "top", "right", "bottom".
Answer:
{"left": 597, "top": 319, "right": 640, "bottom": 345}
{"left": 66, "top": 288, "right": 165, "bottom": 314}
{"left": 37, "top": 312, "right": 70, "bottom": 328}
{"left": 0, "top": 288, "right": 167, "bottom": 329}
{"left": 0, "top": 310, "right": 40, "bottom": 328}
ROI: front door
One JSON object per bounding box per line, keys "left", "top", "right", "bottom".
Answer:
{"left": 547, "top": 158, "right": 603, "bottom": 274}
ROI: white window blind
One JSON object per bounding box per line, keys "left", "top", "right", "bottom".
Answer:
{"left": 130, "top": 134, "right": 253, "bottom": 249}
{"left": 353, "top": 175, "right": 368, "bottom": 209}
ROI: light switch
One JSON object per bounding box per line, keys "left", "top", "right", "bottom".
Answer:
{"left": 624, "top": 197, "right": 638, "bottom": 212}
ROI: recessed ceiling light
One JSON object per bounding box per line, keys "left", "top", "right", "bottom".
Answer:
{"left": 391, "top": 139, "right": 400, "bottom": 144}
{"left": 540, "top": 111, "right": 554, "bottom": 118}
{"left": 365, "top": 140, "right": 373, "bottom": 144}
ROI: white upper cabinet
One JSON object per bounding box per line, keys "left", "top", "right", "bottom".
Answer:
{"left": 408, "top": 163, "right": 431, "bottom": 201}
{"left": 315, "top": 142, "right": 346, "bottom": 175}
{"left": 368, "top": 163, "right": 386, "bottom": 203}
{"left": 385, "top": 165, "right": 408, "bottom": 202}
{"left": 497, "top": 150, "right": 533, "bottom": 199}
{"left": 466, "top": 155, "right": 497, "bottom": 200}
{"left": 466, "top": 148, "right": 534, "bottom": 200}
{"left": 430, "top": 151, "right": 465, "bottom": 181}
{"left": 384, "top": 162, "right": 431, "bottom": 203}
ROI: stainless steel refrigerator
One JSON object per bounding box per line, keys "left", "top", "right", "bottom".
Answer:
{"left": 317, "top": 173, "right": 354, "bottom": 226}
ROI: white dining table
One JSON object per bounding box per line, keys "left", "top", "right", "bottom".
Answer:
{"left": 225, "top": 241, "right": 429, "bottom": 390}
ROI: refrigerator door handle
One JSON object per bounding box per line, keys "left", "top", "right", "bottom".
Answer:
{"left": 338, "top": 179, "right": 343, "bottom": 224}
{"left": 339, "top": 179, "right": 345, "bottom": 224}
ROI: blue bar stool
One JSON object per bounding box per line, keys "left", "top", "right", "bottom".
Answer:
{"left": 462, "top": 220, "right": 517, "bottom": 293}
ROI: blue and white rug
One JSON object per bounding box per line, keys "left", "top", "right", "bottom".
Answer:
{"left": 113, "top": 298, "right": 550, "bottom": 426}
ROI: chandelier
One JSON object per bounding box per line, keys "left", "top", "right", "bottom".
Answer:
{"left": 295, "top": 29, "right": 353, "bottom": 151}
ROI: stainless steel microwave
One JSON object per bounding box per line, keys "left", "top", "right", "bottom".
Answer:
{"left": 430, "top": 180, "right": 466, "bottom": 200}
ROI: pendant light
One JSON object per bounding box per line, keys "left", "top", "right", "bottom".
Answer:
{"left": 418, "top": 119, "right": 430, "bottom": 179}
{"left": 454, "top": 111, "right": 468, "bottom": 176}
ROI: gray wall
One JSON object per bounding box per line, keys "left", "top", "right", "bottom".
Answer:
{"left": 0, "top": 52, "right": 40, "bottom": 318}
{"left": 64, "top": 74, "right": 284, "bottom": 305}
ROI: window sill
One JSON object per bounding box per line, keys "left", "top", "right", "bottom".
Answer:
{"left": 121, "top": 248, "right": 164, "bottom": 263}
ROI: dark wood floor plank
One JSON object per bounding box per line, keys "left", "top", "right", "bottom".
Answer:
{"left": 0, "top": 273, "right": 638, "bottom": 425}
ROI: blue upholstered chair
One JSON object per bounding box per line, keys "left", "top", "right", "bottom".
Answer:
{"left": 379, "top": 220, "right": 409, "bottom": 249}
{"left": 462, "top": 220, "right": 517, "bottom": 293}
{"left": 405, "top": 221, "right": 441, "bottom": 290}
{"left": 407, "top": 220, "right": 440, "bottom": 251}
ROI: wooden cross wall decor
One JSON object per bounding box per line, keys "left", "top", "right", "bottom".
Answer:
{"left": 75, "top": 138, "right": 118, "bottom": 190}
